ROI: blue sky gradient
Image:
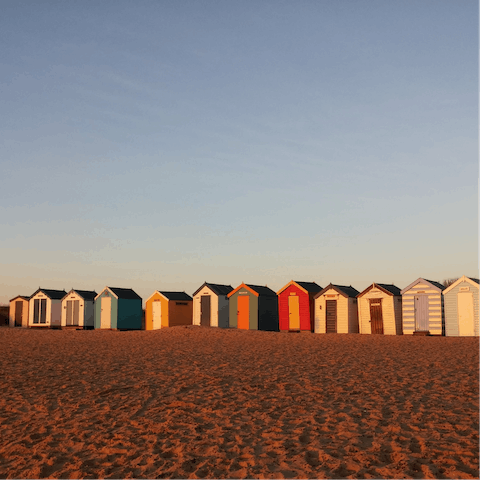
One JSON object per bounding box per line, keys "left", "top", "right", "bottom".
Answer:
{"left": 1, "top": 0, "right": 478, "bottom": 303}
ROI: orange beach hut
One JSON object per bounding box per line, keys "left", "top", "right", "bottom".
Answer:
{"left": 145, "top": 291, "right": 193, "bottom": 330}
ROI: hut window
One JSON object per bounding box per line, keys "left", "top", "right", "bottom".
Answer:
{"left": 176, "top": 302, "right": 188, "bottom": 306}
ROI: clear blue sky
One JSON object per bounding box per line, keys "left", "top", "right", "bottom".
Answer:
{"left": 1, "top": 0, "right": 478, "bottom": 304}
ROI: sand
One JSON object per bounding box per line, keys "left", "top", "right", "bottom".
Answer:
{"left": 0, "top": 327, "right": 478, "bottom": 479}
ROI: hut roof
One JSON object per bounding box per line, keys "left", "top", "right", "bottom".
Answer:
{"left": 357, "top": 283, "right": 402, "bottom": 298}
{"left": 400, "top": 278, "right": 445, "bottom": 295}
{"left": 192, "top": 282, "right": 233, "bottom": 297}
{"left": 108, "top": 287, "right": 142, "bottom": 300}
{"left": 70, "top": 290, "right": 97, "bottom": 301}
{"left": 294, "top": 281, "right": 323, "bottom": 293}
{"left": 277, "top": 280, "right": 322, "bottom": 295}
{"left": 158, "top": 291, "right": 193, "bottom": 301}
{"left": 442, "top": 276, "right": 480, "bottom": 295}
{"left": 375, "top": 284, "right": 402, "bottom": 296}
{"left": 228, "top": 283, "right": 277, "bottom": 298}
{"left": 9, "top": 295, "right": 30, "bottom": 302}
{"left": 245, "top": 284, "right": 277, "bottom": 296}
{"left": 31, "top": 288, "right": 68, "bottom": 300}
{"left": 315, "top": 283, "right": 359, "bottom": 298}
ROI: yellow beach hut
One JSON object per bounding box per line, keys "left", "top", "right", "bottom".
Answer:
{"left": 357, "top": 283, "right": 402, "bottom": 335}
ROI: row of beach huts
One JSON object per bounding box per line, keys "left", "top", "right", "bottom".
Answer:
{"left": 7, "top": 276, "right": 479, "bottom": 336}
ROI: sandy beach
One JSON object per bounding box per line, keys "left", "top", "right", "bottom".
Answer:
{"left": 0, "top": 327, "right": 478, "bottom": 479}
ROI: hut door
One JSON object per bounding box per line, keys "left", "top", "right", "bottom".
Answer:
{"left": 152, "top": 300, "right": 161, "bottom": 329}
{"left": 73, "top": 301, "right": 80, "bottom": 326}
{"left": 414, "top": 295, "right": 429, "bottom": 331}
{"left": 458, "top": 292, "right": 475, "bottom": 336}
{"left": 200, "top": 295, "right": 211, "bottom": 326}
{"left": 237, "top": 295, "right": 250, "bottom": 329}
{"left": 15, "top": 301, "right": 23, "bottom": 327}
{"left": 369, "top": 299, "right": 384, "bottom": 334}
{"left": 33, "top": 299, "right": 47, "bottom": 324}
{"left": 288, "top": 295, "right": 300, "bottom": 330}
{"left": 325, "top": 300, "right": 337, "bottom": 333}
{"left": 66, "top": 301, "right": 73, "bottom": 325}
{"left": 101, "top": 297, "right": 111, "bottom": 329}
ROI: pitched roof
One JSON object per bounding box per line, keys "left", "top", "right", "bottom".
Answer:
{"left": 294, "top": 281, "right": 322, "bottom": 294}
{"left": 9, "top": 295, "right": 30, "bottom": 302}
{"left": 31, "top": 288, "right": 68, "bottom": 300}
{"left": 159, "top": 291, "right": 193, "bottom": 301}
{"left": 245, "top": 284, "right": 277, "bottom": 296}
{"left": 316, "top": 284, "right": 360, "bottom": 298}
{"left": 108, "top": 287, "right": 142, "bottom": 300}
{"left": 469, "top": 278, "right": 480, "bottom": 284}
{"left": 192, "top": 282, "right": 233, "bottom": 297}
{"left": 70, "top": 289, "right": 97, "bottom": 301}
{"left": 375, "top": 284, "right": 402, "bottom": 296}
{"left": 442, "top": 276, "right": 480, "bottom": 295}
{"left": 400, "top": 278, "right": 445, "bottom": 295}
{"left": 423, "top": 279, "right": 445, "bottom": 290}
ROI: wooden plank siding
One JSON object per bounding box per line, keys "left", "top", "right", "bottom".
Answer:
{"left": 278, "top": 284, "right": 311, "bottom": 331}
{"left": 401, "top": 282, "right": 443, "bottom": 335}
{"left": 443, "top": 277, "right": 479, "bottom": 336}
{"left": 193, "top": 285, "right": 220, "bottom": 327}
{"left": 358, "top": 286, "right": 402, "bottom": 335}
{"left": 314, "top": 290, "right": 349, "bottom": 333}
{"left": 9, "top": 297, "right": 29, "bottom": 328}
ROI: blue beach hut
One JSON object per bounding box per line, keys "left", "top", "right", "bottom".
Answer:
{"left": 94, "top": 287, "right": 142, "bottom": 330}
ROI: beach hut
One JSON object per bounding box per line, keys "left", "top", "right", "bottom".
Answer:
{"left": 60, "top": 289, "right": 97, "bottom": 329}
{"left": 192, "top": 282, "right": 233, "bottom": 328}
{"left": 400, "top": 278, "right": 444, "bottom": 335}
{"left": 94, "top": 287, "right": 142, "bottom": 330}
{"left": 29, "top": 288, "right": 67, "bottom": 328}
{"left": 277, "top": 281, "right": 322, "bottom": 332}
{"left": 357, "top": 283, "right": 402, "bottom": 335}
{"left": 227, "top": 283, "right": 279, "bottom": 331}
{"left": 145, "top": 291, "right": 193, "bottom": 330}
{"left": 314, "top": 284, "right": 360, "bottom": 334}
{"left": 442, "top": 276, "right": 479, "bottom": 336}
{"left": 9, "top": 296, "right": 30, "bottom": 327}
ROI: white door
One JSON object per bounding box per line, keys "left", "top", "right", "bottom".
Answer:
{"left": 458, "top": 292, "right": 475, "bottom": 336}
{"left": 101, "top": 297, "right": 111, "bottom": 329}
{"left": 152, "top": 301, "right": 162, "bottom": 330}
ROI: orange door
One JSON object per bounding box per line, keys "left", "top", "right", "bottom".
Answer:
{"left": 237, "top": 295, "right": 250, "bottom": 329}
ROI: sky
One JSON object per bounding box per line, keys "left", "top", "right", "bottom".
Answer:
{"left": 1, "top": 0, "right": 478, "bottom": 304}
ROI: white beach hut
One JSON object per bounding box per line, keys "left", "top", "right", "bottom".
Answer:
{"left": 357, "top": 283, "right": 402, "bottom": 335}
{"left": 29, "top": 288, "right": 67, "bottom": 328}
{"left": 61, "top": 289, "right": 97, "bottom": 329}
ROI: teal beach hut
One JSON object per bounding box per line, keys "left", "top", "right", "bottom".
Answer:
{"left": 94, "top": 287, "right": 142, "bottom": 330}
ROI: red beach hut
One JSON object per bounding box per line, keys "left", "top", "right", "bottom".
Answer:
{"left": 277, "top": 281, "right": 322, "bottom": 332}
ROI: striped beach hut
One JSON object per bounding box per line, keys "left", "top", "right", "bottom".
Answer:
{"left": 29, "top": 288, "right": 67, "bottom": 328}
{"left": 192, "top": 282, "right": 233, "bottom": 328}
{"left": 227, "top": 283, "right": 279, "bottom": 331}
{"left": 442, "top": 276, "right": 479, "bottom": 336}
{"left": 9, "top": 296, "right": 30, "bottom": 327}
{"left": 145, "top": 291, "right": 193, "bottom": 330}
{"left": 357, "top": 283, "right": 402, "bottom": 335}
{"left": 400, "top": 278, "right": 444, "bottom": 335}
{"left": 277, "top": 281, "right": 322, "bottom": 332}
{"left": 61, "top": 289, "right": 97, "bottom": 329}
{"left": 94, "top": 287, "right": 142, "bottom": 330}
{"left": 314, "top": 284, "right": 360, "bottom": 334}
